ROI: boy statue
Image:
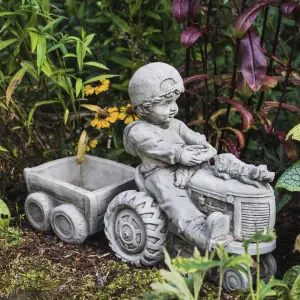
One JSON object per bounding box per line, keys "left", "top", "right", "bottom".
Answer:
{"left": 123, "top": 62, "right": 230, "bottom": 250}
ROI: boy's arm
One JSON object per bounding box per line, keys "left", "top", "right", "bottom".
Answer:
{"left": 129, "top": 125, "right": 184, "bottom": 165}
{"left": 177, "top": 120, "right": 206, "bottom": 145}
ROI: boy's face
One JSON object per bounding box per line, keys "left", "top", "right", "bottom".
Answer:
{"left": 146, "top": 93, "right": 179, "bottom": 125}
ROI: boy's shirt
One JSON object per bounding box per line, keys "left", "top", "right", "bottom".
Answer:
{"left": 124, "top": 118, "right": 206, "bottom": 177}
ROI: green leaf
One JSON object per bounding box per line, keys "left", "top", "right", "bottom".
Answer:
{"left": 75, "top": 78, "right": 82, "bottom": 97}
{"left": 76, "top": 40, "right": 83, "bottom": 71}
{"left": 276, "top": 161, "right": 300, "bottom": 192}
{"left": 37, "top": 35, "right": 47, "bottom": 74}
{"left": 84, "top": 74, "right": 118, "bottom": 84}
{"left": 63, "top": 53, "right": 77, "bottom": 58}
{"left": 28, "top": 100, "right": 61, "bottom": 128}
{"left": 42, "top": 16, "right": 66, "bottom": 32}
{"left": 291, "top": 274, "right": 300, "bottom": 300}
{"left": 145, "top": 11, "right": 161, "bottom": 20}
{"left": 41, "top": 59, "right": 52, "bottom": 77}
{"left": 29, "top": 31, "right": 38, "bottom": 53}
{"left": 83, "top": 61, "right": 109, "bottom": 70}
{"left": 0, "top": 12, "right": 23, "bottom": 16}
{"left": 110, "top": 14, "right": 131, "bottom": 33}
{"left": 193, "top": 271, "right": 204, "bottom": 300}
{"left": 0, "top": 199, "right": 11, "bottom": 228}
{"left": 275, "top": 189, "right": 292, "bottom": 212}
{"left": 172, "top": 256, "right": 220, "bottom": 273}
{"left": 0, "top": 38, "right": 17, "bottom": 51}
{"left": 287, "top": 124, "right": 300, "bottom": 142}
{"left": 84, "top": 34, "right": 95, "bottom": 47}
{"left": 283, "top": 266, "right": 300, "bottom": 286}
{"left": 109, "top": 56, "right": 132, "bottom": 68}
{"left": 0, "top": 145, "right": 9, "bottom": 152}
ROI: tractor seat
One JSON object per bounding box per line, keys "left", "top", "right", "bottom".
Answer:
{"left": 135, "top": 165, "right": 147, "bottom": 192}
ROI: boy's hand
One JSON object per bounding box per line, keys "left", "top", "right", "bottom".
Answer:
{"left": 180, "top": 143, "right": 217, "bottom": 166}
{"left": 180, "top": 148, "right": 205, "bottom": 166}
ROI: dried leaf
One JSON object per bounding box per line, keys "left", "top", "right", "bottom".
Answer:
{"left": 217, "top": 97, "right": 254, "bottom": 131}
{"left": 6, "top": 65, "right": 29, "bottom": 105}
{"left": 77, "top": 130, "right": 89, "bottom": 164}
{"left": 81, "top": 104, "right": 106, "bottom": 114}
{"left": 172, "top": 0, "right": 190, "bottom": 23}
{"left": 284, "top": 139, "right": 298, "bottom": 160}
{"left": 234, "top": 0, "right": 269, "bottom": 37}
{"left": 181, "top": 25, "right": 205, "bottom": 48}
{"left": 186, "top": 120, "right": 205, "bottom": 127}
{"left": 240, "top": 27, "right": 267, "bottom": 92}
{"left": 236, "top": 74, "right": 253, "bottom": 97}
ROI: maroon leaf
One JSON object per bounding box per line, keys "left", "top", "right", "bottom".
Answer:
{"left": 240, "top": 27, "right": 267, "bottom": 92}
{"left": 188, "top": 0, "right": 200, "bottom": 22}
{"left": 260, "top": 75, "right": 278, "bottom": 91}
{"left": 272, "top": 131, "right": 287, "bottom": 144}
{"left": 187, "top": 119, "right": 205, "bottom": 127}
{"left": 290, "top": 72, "right": 300, "bottom": 86}
{"left": 223, "top": 138, "right": 240, "bottom": 158}
{"left": 183, "top": 74, "right": 213, "bottom": 85}
{"left": 261, "top": 101, "right": 300, "bottom": 115}
{"left": 255, "top": 112, "right": 272, "bottom": 134}
{"left": 185, "top": 89, "right": 205, "bottom": 103}
{"left": 181, "top": 25, "right": 205, "bottom": 48}
{"left": 234, "top": 0, "right": 269, "bottom": 37}
{"left": 281, "top": 3, "right": 300, "bottom": 18}
{"left": 217, "top": 96, "right": 254, "bottom": 131}
{"left": 284, "top": 140, "right": 298, "bottom": 160}
{"left": 236, "top": 74, "right": 253, "bottom": 97}
{"left": 172, "top": 0, "right": 190, "bottom": 23}
{"left": 222, "top": 127, "right": 245, "bottom": 149}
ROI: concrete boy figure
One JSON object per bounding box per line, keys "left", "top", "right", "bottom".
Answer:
{"left": 123, "top": 62, "right": 230, "bottom": 249}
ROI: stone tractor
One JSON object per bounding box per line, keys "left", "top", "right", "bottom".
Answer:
{"left": 24, "top": 155, "right": 277, "bottom": 291}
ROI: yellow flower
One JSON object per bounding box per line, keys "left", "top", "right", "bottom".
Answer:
{"left": 119, "top": 104, "right": 140, "bottom": 124}
{"left": 89, "top": 139, "right": 98, "bottom": 148}
{"left": 74, "top": 139, "right": 98, "bottom": 152}
{"left": 84, "top": 85, "right": 95, "bottom": 96}
{"left": 95, "top": 79, "right": 110, "bottom": 95}
{"left": 85, "top": 79, "right": 110, "bottom": 96}
{"left": 90, "top": 107, "right": 119, "bottom": 129}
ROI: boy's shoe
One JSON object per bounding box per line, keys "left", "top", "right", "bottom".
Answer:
{"left": 205, "top": 212, "right": 231, "bottom": 249}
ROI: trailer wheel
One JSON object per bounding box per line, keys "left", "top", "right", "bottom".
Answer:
{"left": 50, "top": 204, "right": 88, "bottom": 244}
{"left": 223, "top": 269, "right": 250, "bottom": 291}
{"left": 260, "top": 254, "right": 277, "bottom": 282}
{"left": 104, "top": 190, "right": 168, "bottom": 267}
{"left": 25, "top": 192, "right": 53, "bottom": 232}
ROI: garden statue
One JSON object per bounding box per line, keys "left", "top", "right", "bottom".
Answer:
{"left": 23, "top": 62, "right": 278, "bottom": 292}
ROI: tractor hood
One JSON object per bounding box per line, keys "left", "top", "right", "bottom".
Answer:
{"left": 188, "top": 168, "right": 274, "bottom": 199}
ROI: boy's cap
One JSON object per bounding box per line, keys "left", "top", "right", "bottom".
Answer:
{"left": 128, "top": 62, "right": 184, "bottom": 107}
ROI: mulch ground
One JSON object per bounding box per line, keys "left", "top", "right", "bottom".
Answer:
{"left": 0, "top": 227, "right": 161, "bottom": 300}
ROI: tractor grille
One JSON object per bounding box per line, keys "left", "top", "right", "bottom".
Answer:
{"left": 241, "top": 203, "right": 270, "bottom": 239}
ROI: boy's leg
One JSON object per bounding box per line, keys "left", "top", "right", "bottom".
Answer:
{"left": 145, "top": 168, "right": 218, "bottom": 249}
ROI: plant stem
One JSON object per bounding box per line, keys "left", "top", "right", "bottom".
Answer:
{"left": 256, "top": 0, "right": 284, "bottom": 112}
{"left": 218, "top": 269, "right": 224, "bottom": 300}
{"left": 184, "top": 47, "right": 191, "bottom": 122}
{"left": 256, "top": 242, "right": 260, "bottom": 299}
{"left": 217, "top": 0, "right": 246, "bottom": 154}
{"left": 270, "top": 18, "right": 298, "bottom": 132}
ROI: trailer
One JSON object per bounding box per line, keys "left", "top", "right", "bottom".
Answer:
{"left": 24, "top": 155, "right": 135, "bottom": 243}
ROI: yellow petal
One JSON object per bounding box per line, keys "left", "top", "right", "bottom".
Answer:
{"left": 90, "top": 118, "right": 98, "bottom": 127}
{"left": 118, "top": 112, "right": 127, "bottom": 120}
{"left": 86, "top": 145, "right": 91, "bottom": 152}
{"left": 134, "top": 115, "right": 140, "bottom": 121}
{"left": 125, "top": 116, "right": 134, "bottom": 124}
{"left": 89, "top": 139, "right": 98, "bottom": 148}
{"left": 84, "top": 85, "right": 94, "bottom": 96}
{"left": 106, "top": 111, "right": 119, "bottom": 123}
{"left": 107, "top": 107, "right": 118, "bottom": 113}
{"left": 101, "top": 119, "right": 110, "bottom": 128}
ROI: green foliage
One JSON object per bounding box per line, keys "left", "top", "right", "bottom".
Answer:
{"left": 283, "top": 266, "right": 300, "bottom": 286}
{"left": 287, "top": 124, "right": 300, "bottom": 142}
{"left": 276, "top": 160, "right": 300, "bottom": 192}
{"left": 0, "top": 199, "right": 10, "bottom": 227}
